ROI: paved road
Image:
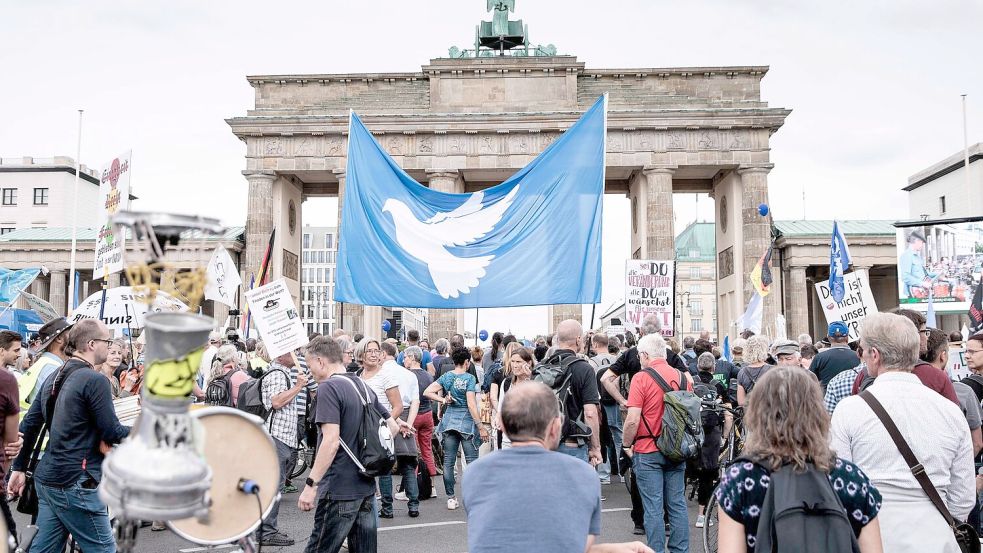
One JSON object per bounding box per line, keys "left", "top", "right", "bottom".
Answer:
{"left": 12, "top": 471, "right": 711, "bottom": 553}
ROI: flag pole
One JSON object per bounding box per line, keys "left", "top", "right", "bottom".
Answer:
{"left": 962, "top": 94, "right": 970, "bottom": 201}
{"left": 67, "top": 109, "right": 83, "bottom": 314}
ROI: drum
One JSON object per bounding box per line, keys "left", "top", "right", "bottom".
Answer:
{"left": 168, "top": 407, "right": 280, "bottom": 545}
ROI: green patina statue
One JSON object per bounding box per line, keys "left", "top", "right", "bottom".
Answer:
{"left": 446, "top": 0, "right": 557, "bottom": 58}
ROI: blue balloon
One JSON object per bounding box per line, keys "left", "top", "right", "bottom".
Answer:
{"left": 479, "top": 329, "right": 489, "bottom": 341}
{"left": 382, "top": 320, "right": 391, "bottom": 332}
{"left": 758, "top": 203, "right": 769, "bottom": 217}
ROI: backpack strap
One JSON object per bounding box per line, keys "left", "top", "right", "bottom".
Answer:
{"left": 860, "top": 391, "right": 959, "bottom": 531}
{"left": 331, "top": 374, "right": 369, "bottom": 405}
{"left": 633, "top": 367, "right": 683, "bottom": 444}
{"left": 329, "top": 374, "right": 373, "bottom": 474}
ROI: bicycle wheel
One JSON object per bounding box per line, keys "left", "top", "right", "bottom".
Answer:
{"left": 288, "top": 449, "right": 309, "bottom": 479}
{"left": 702, "top": 491, "right": 720, "bottom": 553}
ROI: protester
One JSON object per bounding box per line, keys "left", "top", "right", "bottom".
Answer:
{"left": 712, "top": 346, "right": 740, "bottom": 405}
{"left": 298, "top": 335, "right": 410, "bottom": 553}
{"left": 198, "top": 330, "right": 222, "bottom": 388}
{"left": 462, "top": 380, "right": 653, "bottom": 553}
{"left": 797, "top": 333, "right": 813, "bottom": 346}
{"left": 18, "top": 318, "right": 71, "bottom": 412}
{"left": 799, "top": 343, "right": 819, "bottom": 369}
{"left": 0, "top": 331, "right": 20, "bottom": 540}
{"left": 396, "top": 329, "right": 435, "bottom": 374}
{"left": 356, "top": 339, "right": 404, "bottom": 518}
{"left": 423, "top": 346, "right": 488, "bottom": 510}
{"left": 437, "top": 334, "right": 479, "bottom": 379}
{"left": 694, "top": 352, "right": 727, "bottom": 529}
{"left": 490, "top": 343, "right": 534, "bottom": 449}
{"left": 10, "top": 319, "right": 129, "bottom": 553}
{"left": 961, "top": 333, "right": 983, "bottom": 401}
{"left": 431, "top": 338, "right": 450, "bottom": 374}
{"left": 831, "top": 312, "right": 974, "bottom": 552}
{"left": 482, "top": 332, "right": 505, "bottom": 373}
{"left": 539, "top": 320, "right": 602, "bottom": 465}
{"left": 717, "top": 366, "right": 883, "bottom": 552}
{"left": 0, "top": 330, "right": 21, "bottom": 372}
{"left": 402, "top": 346, "right": 437, "bottom": 485}
{"left": 381, "top": 341, "right": 421, "bottom": 517}
{"left": 118, "top": 358, "right": 144, "bottom": 398}
{"left": 808, "top": 321, "right": 860, "bottom": 388}
{"left": 823, "top": 343, "right": 865, "bottom": 416}
{"left": 736, "top": 335, "right": 773, "bottom": 406}
{"left": 681, "top": 337, "right": 697, "bottom": 368}
{"left": 923, "top": 329, "right": 983, "bottom": 454}
{"left": 96, "top": 339, "right": 124, "bottom": 399}
{"left": 622, "top": 333, "right": 693, "bottom": 551}
{"left": 593, "top": 335, "right": 622, "bottom": 485}
{"left": 259, "top": 351, "right": 308, "bottom": 546}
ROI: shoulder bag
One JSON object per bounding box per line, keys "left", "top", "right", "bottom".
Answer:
{"left": 861, "top": 391, "right": 980, "bottom": 553}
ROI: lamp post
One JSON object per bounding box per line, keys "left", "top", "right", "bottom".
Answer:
{"left": 677, "top": 291, "right": 690, "bottom": 340}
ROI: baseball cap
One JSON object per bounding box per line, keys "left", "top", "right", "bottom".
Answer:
{"left": 828, "top": 321, "right": 850, "bottom": 339}
{"left": 36, "top": 318, "right": 73, "bottom": 353}
{"left": 772, "top": 339, "right": 799, "bottom": 357}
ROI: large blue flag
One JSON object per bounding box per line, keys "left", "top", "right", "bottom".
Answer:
{"left": 0, "top": 268, "right": 40, "bottom": 304}
{"left": 829, "top": 221, "right": 853, "bottom": 304}
{"left": 336, "top": 96, "right": 607, "bottom": 308}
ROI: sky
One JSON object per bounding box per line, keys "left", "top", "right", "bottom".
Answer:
{"left": 2, "top": 0, "right": 981, "bottom": 339}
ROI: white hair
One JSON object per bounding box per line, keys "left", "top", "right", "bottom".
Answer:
{"left": 797, "top": 333, "right": 813, "bottom": 346}
{"left": 640, "top": 315, "right": 662, "bottom": 337}
{"left": 860, "top": 312, "right": 919, "bottom": 371}
{"left": 637, "top": 334, "right": 668, "bottom": 360}
{"left": 743, "top": 335, "right": 771, "bottom": 364}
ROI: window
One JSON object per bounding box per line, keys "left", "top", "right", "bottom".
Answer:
{"left": 321, "top": 305, "right": 329, "bottom": 319}
{"left": 325, "top": 234, "right": 334, "bottom": 249}
{"left": 0, "top": 228, "right": 13, "bottom": 235}
{"left": 689, "top": 267, "right": 700, "bottom": 279}
{"left": 703, "top": 267, "right": 714, "bottom": 279}
{"left": 303, "top": 251, "right": 310, "bottom": 263}
{"left": 1, "top": 189, "right": 15, "bottom": 206}
{"left": 689, "top": 249, "right": 700, "bottom": 258}
{"left": 939, "top": 196, "right": 947, "bottom": 215}
{"left": 689, "top": 284, "right": 701, "bottom": 295}
{"left": 318, "top": 251, "right": 325, "bottom": 264}
{"left": 303, "top": 234, "right": 311, "bottom": 249}
{"left": 317, "top": 268, "right": 324, "bottom": 282}
{"left": 327, "top": 268, "right": 332, "bottom": 283}
{"left": 33, "top": 188, "right": 48, "bottom": 205}
{"left": 689, "top": 299, "right": 703, "bottom": 317}
{"left": 690, "top": 319, "right": 702, "bottom": 332}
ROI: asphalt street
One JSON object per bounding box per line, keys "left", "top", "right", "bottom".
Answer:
{"left": 11, "top": 470, "right": 710, "bottom": 553}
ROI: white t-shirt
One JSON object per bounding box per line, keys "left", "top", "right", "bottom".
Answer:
{"left": 384, "top": 360, "right": 420, "bottom": 415}
{"left": 361, "top": 364, "right": 399, "bottom": 412}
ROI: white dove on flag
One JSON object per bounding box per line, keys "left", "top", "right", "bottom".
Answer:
{"left": 383, "top": 187, "right": 519, "bottom": 299}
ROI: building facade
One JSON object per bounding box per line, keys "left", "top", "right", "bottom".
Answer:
{"left": 905, "top": 143, "right": 983, "bottom": 220}
{"left": 300, "top": 226, "right": 339, "bottom": 337}
{"left": 674, "top": 222, "right": 717, "bottom": 342}
{"left": 0, "top": 157, "right": 101, "bottom": 234}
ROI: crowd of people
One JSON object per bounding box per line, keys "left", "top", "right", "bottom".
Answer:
{"left": 0, "top": 306, "right": 981, "bottom": 553}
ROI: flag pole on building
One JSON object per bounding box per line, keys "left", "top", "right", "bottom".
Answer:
{"left": 67, "top": 109, "right": 84, "bottom": 315}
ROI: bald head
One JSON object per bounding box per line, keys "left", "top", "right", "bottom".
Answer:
{"left": 499, "top": 381, "right": 560, "bottom": 443}
{"left": 555, "top": 319, "right": 583, "bottom": 349}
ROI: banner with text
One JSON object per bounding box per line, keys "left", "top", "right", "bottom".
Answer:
{"left": 625, "top": 260, "right": 674, "bottom": 337}
{"left": 947, "top": 346, "right": 970, "bottom": 381}
{"left": 814, "top": 270, "right": 877, "bottom": 342}
{"left": 244, "top": 278, "right": 306, "bottom": 358}
{"left": 21, "top": 291, "right": 58, "bottom": 323}
{"left": 93, "top": 151, "right": 132, "bottom": 279}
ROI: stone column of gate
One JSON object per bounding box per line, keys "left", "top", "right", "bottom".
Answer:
{"left": 243, "top": 170, "right": 276, "bottom": 286}
{"left": 49, "top": 270, "right": 67, "bottom": 317}
{"left": 425, "top": 169, "right": 463, "bottom": 342}
{"left": 642, "top": 166, "right": 676, "bottom": 259}
{"left": 333, "top": 168, "right": 363, "bottom": 334}
{"left": 787, "top": 266, "right": 809, "bottom": 339}
{"left": 738, "top": 164, "right": 778, "bottom": 335}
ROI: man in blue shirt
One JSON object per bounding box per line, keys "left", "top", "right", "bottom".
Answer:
{"left": 899, "top": 230, "right": 937, "bottom": 299}
{"left": 396, "top": 329, "right": 435, "bottom": 375}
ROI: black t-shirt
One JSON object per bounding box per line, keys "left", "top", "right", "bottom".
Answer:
{"left": 437, "top": 357, "right": 478, "bottom": 380}
{"left": 809, "top": 346, "right": 861, "bottom": 387}
{"left": 411, "top": 368, "right": 434, "bottom": 414}
{"left": 713, "top": 359, "right": 740, "bottom": 403}
{"left": 543, "top": 350, "right": 601, "bottom": 441}
{"left": 596, "top": 366, "right": 616, "bottom": 405}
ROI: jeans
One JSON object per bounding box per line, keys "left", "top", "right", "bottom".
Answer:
{"left": 557, "top": 442, "right": 589, "bottom": 462}
{"left": 414, "top": 411, "right": 436, "bottom": 476}
{"left": 303, "top": 493, "right": 377, "bottom": 553}
{"left": 442, "top": 430, "right": 479, "bottom": 497}
{"left": 261, "top": 437, "right": 294, "bottom": 538}
{"left": 378, "top": 456, "right": 420, "bottom": 514}
{"left": 33, "top": 477, "right": 115, "bottom": 553}
{"left": 597, "top": 403, "right": 623, "bottom": 480}
{"left": 633, "top": 452, "right": 688, "bottom": 552}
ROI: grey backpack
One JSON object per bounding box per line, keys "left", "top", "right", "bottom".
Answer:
{"left": 639, "top": 368, "right": 703, "bottom": 463}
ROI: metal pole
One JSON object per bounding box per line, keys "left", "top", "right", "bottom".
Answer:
{"left": 475, "top": 308, "right": 480, "bottom": 348}
{"left": 589, "top": 303, "right": 597, "bottom": 331}
{"left": 962, "top": 94, "right": 970, "bottom": 201}
{"left": 67, "top": 109, "right": 83, "bottom": 314}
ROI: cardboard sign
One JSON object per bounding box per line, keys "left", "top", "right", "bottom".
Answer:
{"left": 814, "top": 270, "right": 878, "bottom": 342}
{"left": 625, "top": 260, "right": 674, "bottom": 337}
{"left": 93, "top": 151, "right": 132, "bottom": 279}
{"left": 947, "top": 347, "right": 970, "bottom": 382}
{"left": 244, "top": 279, "right": 306, "bottom": 358}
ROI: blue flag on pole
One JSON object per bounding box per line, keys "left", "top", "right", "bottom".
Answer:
{"left": 336, "top": 95, "right": 607, "bottom": 308}
{"left": 723, "top": 335, "right": 732, "bottom": 362}
{"left": 0, "top": 268, "right": 40, "bottom": 304}
{"left": 829, "top": 221, "right": 853, "bottom": 304}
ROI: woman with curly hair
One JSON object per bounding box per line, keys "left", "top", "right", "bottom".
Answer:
{"left": 716, "top": 366, "right": 883, "bottom": 552}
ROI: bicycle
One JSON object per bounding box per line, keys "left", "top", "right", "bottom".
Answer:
{"left": 702, "top": 401, "right": 744, "bottom": 553}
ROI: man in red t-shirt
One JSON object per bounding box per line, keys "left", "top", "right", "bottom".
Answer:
{"left": 622, "top": 333, "right": 694, "bottom": 551}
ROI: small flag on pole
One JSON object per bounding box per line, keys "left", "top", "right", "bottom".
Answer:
{"left": 829, "top": 221, "right": 853, "bottom": 304}
{"left": 723, "top": 335, "right": 732, "bottom": 362}
{"left": 749, "top": 244, "right": 774, "bottom": 297}
{"left": 739, "top": 292, "right": 764, "bottom": 335}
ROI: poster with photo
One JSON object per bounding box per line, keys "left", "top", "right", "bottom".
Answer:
{"left": 896, "top": 220, "right": 983, "bottom": 314}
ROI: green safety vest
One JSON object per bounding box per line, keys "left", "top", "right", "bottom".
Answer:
{"left": 18, "top": 355, "right": 62, "bottom": 419}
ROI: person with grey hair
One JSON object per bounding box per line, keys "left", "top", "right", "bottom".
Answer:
{"left": 396, "top": 329, "right": 436, "bottom": 375}
{"left": 736, "top": 335, "right": 773, "bottom": 406}
{"left": 831, "top": 312, "right": 974, "bottom": 552}
{"left": 623, "top": 333, "right": 694, "bottom": 549}
{"left": 401, "top": 346, "right": 437, "bottom": 484}
{"left": 462, "top": 381, "right": 653, "bottom": 553}
{"left": 681, "top": 336, "right": 697, "bottom": 365}
{"left": 797, "top": 333, "right": 813, "bottom": 346}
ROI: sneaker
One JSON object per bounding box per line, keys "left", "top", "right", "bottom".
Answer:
{"left": 431, "top": 486, "right": 437, "bottom": 498}
{"left": 447, "top": 497, "right": 460, "bottom": 510}
{"left": 409, "top": 509, "right": 420, "bottom": 518}
{"left": 261, "top": 533, "right": 295, "bottom": 547}
{"left": 151, "top": 521, "right": 166, "bottom": 532}
{"left": 379, "top": 511, "right": 394, "bottom": 519}
{"left": 599, "top": 478, "right": 611, "bottom": 485}
{"left": 633, "top": 525, "right": 645, "bottom": 535}
{"left": 394, "top": 491, "right": 408, "bottom": 501}
{"left": 280, "top": 483, "right": 299, "bottom": 494}
{"left": 695, "top": 514, "right": 706, "bottom": 528}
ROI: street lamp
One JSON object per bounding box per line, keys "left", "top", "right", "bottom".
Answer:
{"left": 677, "top": 291, "right": 690, "bottom": 339}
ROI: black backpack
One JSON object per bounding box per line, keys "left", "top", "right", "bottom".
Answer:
{"left": 749, "top": 460, "right": 861, "bottom": 553}
{"left": 205, "top": 369, "right": 239, "bottom": 407}
{"left": 533, "top": 353, "right": 592, "bottom": 440}
{"left": 236, "top": 368, "right": 286, "bottom": 421}
{"left": 332, "top": 374, "right": 396, "bottom": 479}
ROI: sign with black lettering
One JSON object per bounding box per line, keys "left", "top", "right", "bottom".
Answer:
{"left": 814, "top": 270, "right": 878, "bottom": 342}
{"left": 625, "top": 260, "right": 674, "bottom": 336}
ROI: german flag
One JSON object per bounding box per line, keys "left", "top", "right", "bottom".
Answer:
{"left": 749, "top": 243, "right": 774, "bottom": 297}
{"left": 256, "top": 227, "right": 276, "bottom": 287}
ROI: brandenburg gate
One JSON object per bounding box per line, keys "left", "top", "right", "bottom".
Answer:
{"left": 228, "top": 49, "right": 790, "bottom": 340}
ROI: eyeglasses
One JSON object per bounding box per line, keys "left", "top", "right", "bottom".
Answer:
{"left": 919, "top": 329, "right": 932, "bottom": 336}
{"left": 91, "top": 338, "right": 114, "bottom": 346}
{"left": 344, "top": 350, "right": 355, "bottom": 355}
{"left": 968, "top": 349, "right": 983, "bottom": 355}
{"left": 364, "top": 349, "right": 381, "bottom": 354}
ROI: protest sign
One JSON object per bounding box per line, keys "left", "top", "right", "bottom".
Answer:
{"left": 204, "top": 246, "right": 242, "bottom": 307}
{"left": 21, "top": 291, "right": 58, "bottom": 323}
{"left": 243, "top": 279, "right": 306, "bottom": 358}
{"left": 625, "top": 260, "right": 674, "bottom": 337}
{"left": 947, "top": 347, "right": 970, "bottom": 381}
{"left": 814, "top": 270, "right": 877, "bottom": 342}
{"left": 93, "top": 151, "right": 132, "bottom": 280}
